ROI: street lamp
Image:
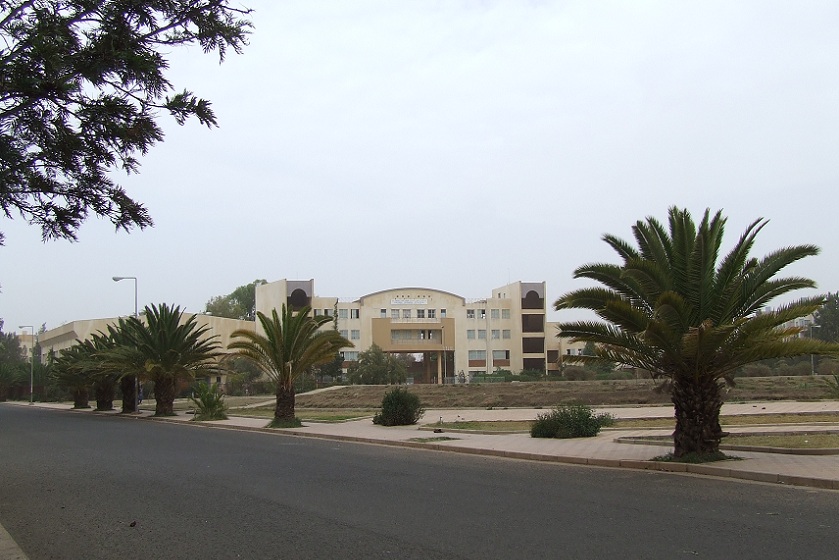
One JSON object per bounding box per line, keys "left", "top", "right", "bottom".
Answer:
{"left": 19, "top": 325, "right": 34, "bottom": 404}
{"left": 113, "top": 276, "right": 139, "bottom": 413}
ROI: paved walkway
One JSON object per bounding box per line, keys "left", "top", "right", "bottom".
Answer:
{"left": 3, "top": 400, "right": 838, "bottom": 559}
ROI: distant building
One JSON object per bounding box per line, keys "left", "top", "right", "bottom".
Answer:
{"left": 256, "top": 279, "right": 583, "bottom": 382}
{"left": 23, "top": 279, "right": 585, "bottom": 385}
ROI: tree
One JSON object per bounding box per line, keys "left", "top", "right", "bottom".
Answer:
{"left": 814, "top": 292, "right": 839, "bottom": 343}
{"left": 347, "top": 344, "right": 408, "bottom": 385}
{"left": 555, "top": 207, "right": 839, "bottom": 458}
{"left": 228, "top": 305, "right": 351, "bottom": 423}
{"left": 51, "top": 341, "right": 92, "bottom": 409}
{"left": 205, "top": 279, "right": 266, "bottom": 321}
{"left": 312, "top": 351, "right": 344, "bottom": 384}
{"left": 106, "top": 303, "right": 222, "bottom": 416}
{"left": 0, "top": 1, "right": 252, "bottom": 245}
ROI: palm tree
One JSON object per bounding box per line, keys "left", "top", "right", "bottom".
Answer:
{"left": 108, "top": 303, "right": 223, "bottom": 416}
{"left": 228, "top": 305, "right": 351, "bottom": 423}
{"left": 555, "top": 207, "right": 839, "bottom": 458}
{"left": 51, "top": 343, "right": 93, "bottom": 409}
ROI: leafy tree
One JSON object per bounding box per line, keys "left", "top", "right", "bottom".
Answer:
{"left": 313, "top": 351, "right": 344, "bottom": 384}
{"left": 814, "top": 292, "right": 839, "bottom": 343}
{"left": 347, "top": 344, "right": 408, "bottom": 385}
{"left": 105, "top": 303, "right": 222, "bottom": 416}
{"left": 0, "top": 320, "right": 27, "bottom": 400}
{"left": 205, "top": 279, "right": 266, "bottom": 321}
{"left": 0, "top": 1, "right": 252, "bottom": 244}
{"left": 555, "top": 207, "right": 839, "bottom": 458}
{"left": 228, "top": 305, "right": 351, "bottom": 423}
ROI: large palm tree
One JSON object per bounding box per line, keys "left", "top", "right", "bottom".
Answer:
{"left": 228, "top": 305, "right": 351, "bottom": 422}
{"left": 555, "top": 207, "right": 839, "bottom": 458}
{"left": 108, "top": 303, "right": 222, "bottom": 416}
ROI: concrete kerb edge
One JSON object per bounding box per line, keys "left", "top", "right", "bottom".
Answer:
{"left": 151, "top": 417, "right": 839, "bottom": 491}
{"left": 0, "top": 520, "right": 29, "bottom": 560}
{"left": 9, "top": 404, "right": 838, "bottom": 492}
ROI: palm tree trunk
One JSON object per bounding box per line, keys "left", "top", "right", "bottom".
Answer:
{"left": 672, "top": 376, "right": 725, "bottom": 457}
{"left": 274, "top": 385, "right": 296, "bottom": 420}
{"left": 153, "top": 377, "right": 176, "bottom": 416}
{"left": 94, "top": 379, "right": 115, "bottom": 411}
{"left": 72, "top": 387, "right": 90, "bottom": 409}
{"left": 120, "top": 376, "right": 137, "bottom": 413}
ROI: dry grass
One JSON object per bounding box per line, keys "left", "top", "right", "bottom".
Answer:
{"left": 295, "top": 377, "right": 837, "bottom": 409}
{"left": 725, "top": 433, "right": 839, "bottom": 449}
{"left": 433, "top": 413, "right": 839, "bottom": 432}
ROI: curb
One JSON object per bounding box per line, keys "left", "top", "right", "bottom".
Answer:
{"left": 7, "top": 403, "right": 839, "bottom": 492}
{"left": 143, "top": 416, "right": 839, "bottom": 492}
{"left": 0, "top": 521, "right": 29, "bottom": 560}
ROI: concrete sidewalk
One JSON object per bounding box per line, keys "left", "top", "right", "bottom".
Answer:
{"left": 5, "top": 401, "right": 839, "bottom": 491}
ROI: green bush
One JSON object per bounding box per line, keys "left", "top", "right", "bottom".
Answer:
{"left": 373, "top": 387, "right": 424, "bottom": 426}
{"left": 530, "top": 404, "right": 615, "bottom": 438}
{"left": 189, "top": 382, "right": 228, "bottom": 421}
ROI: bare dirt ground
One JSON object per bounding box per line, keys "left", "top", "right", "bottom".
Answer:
{"left": 295, "top": 376, "right": 836, "bottom": 409}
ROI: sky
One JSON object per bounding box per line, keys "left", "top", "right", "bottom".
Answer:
{"left": 3, "top": 0, "right": 839, "bottom": 334}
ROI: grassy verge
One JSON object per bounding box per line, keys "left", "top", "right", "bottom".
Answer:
{"left": 430, "top": 413, "right": 839, "bottom": 433}
{"left": 615, "top": 412, "right": 839, "bottom": 429}
{"left": 229, "top": 407, "right": 376, "bottom": 422}
{"left": 725, "top": 433, "right": 839, "bottom": 449}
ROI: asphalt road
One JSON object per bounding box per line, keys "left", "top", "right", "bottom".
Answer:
{"left": 1, "top": 405, "right": 837, "bottom": 560}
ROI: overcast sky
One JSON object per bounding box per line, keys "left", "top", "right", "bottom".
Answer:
{"left": 3, "top": 0, "right": 839, "bottom": 334}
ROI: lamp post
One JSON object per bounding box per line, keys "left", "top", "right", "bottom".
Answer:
{"left": 113, "top": 276, "right": 139, "bottom": 413}
{"left": 19, "top": 325, "right": 34, "bottom": 404}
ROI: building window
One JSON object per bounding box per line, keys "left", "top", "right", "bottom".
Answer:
{"left": 403, "top": 309, "right": 411, "bottom": 319}
{"left": 338, "top": 309, "right": 348, "bottom": 319}
{"left": 467, "top": 309, "right": 475, "bottom": 319}
{"left": 491, "top": 329, "right": 500, "bottom": 340}
{"left": 391, "top": 309, "right": 399, "bottom": 319}
{"left": 428, "top": 309, "right": 436, "bottom": 319}
{"left": 417, "top": 309, "right": 425, "bottom": 319}
{"left": 479, "top": 309, "right": 486, "bottom": 320}
{"left": 491, "top": 309, "right": 500, "bottom": 319}
{"left": 350, "top": 309, "right": 360, "bottom": 319}
{"left": 440, "top": 309, "right": 447, "bottom": 318}
{"left": 467, "top": 329, "right": 476, "bottom": 340}
{"left": 342, "top": 351, "right": 358, "bottom": 361}
{"left": 351, "top": 330, "right": 360, "bottom": 340}
{"left": 380, "top": 309, "right": 387, "bottom": 318}
{"left": 492, "top": 350, "right": 509, "bottom": 360}
{"left": 339, "top": 330, "right": 348, "bottom": 338}
{"left": 468, "top": 350, "right": 486, "bottom": 361}
{"left": 478, "top": 330, "right": 487, "bottom": 340}
{"left": 502, "top": 309, "right": 510, "bottom": 319}
{"left": 323, "top": 309, "right": 332, "bottom": 316}
{"left": 502, "top": 329, "right": 511, "bottom": 339}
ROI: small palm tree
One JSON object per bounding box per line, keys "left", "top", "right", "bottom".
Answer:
{"left": 108, "top": 303, "right": 222, "bottom": 416}
{"left": 555, "top": 207, "right": 839, "bottom": 458}
{"left": 228, "top": 305, "right": 351, "bottom": 423}
{"left": 52, "top": 343, "right": 93, "bottom": 409}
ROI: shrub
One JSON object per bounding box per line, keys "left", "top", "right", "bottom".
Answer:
{"left": 530, "top": 404, "right": 615, "bottom": 438}
{"left": 189, "top": 382, "right": 228, "bottom": 421}
{"left": 373, "top": 387, "right": 424, "bottom": 426}
{"left": 269, "top": 417, "right": 303, "bottom": 428}
{"left": 562, "top": 366, "right": 594, "bottom": 381}
{"left": 825, "top": 374, "right": 839, "bottom": 398}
